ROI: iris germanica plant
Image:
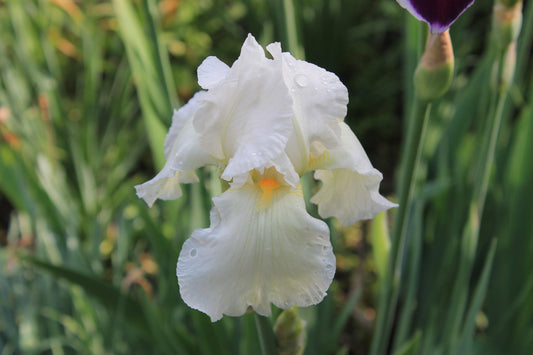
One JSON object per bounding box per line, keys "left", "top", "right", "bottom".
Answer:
{"left": 136, "top": 34, "right": 396, "bottom": 321}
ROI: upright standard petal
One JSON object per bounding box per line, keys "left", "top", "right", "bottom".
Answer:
{"left": 197, "top": 56, "right": 230, "bottom": 90}
{"left": 397, "top": 0, "right": 475, "bottom": 33}
{"left": 310, "top": 122, "right": 397, "bottom": 226}
{"left": 267, "top": 43, "right": 349, "bottom": 174}
{"left": 192, "top": 35, "right": 295, "bottom": 186}
{"left": 177, "top": 176, "right": 335, "bottom": 321}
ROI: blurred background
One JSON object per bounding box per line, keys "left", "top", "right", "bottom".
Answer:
{"left": 1, "top": 0, "right": 532, "bottom": 354}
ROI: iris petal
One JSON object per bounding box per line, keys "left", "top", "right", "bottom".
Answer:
{"left": 192, "top": 34, "right": 295, "bottom": 186}
{"left": 397, "top": 0, "right": 475, "bottom": 33}
{"left": 136, "top": 93, "right": 217, "bottom": 207}
{"left": 177, "top": 182, "right": 335, "bottom": 321}
{"left": 197, "top": 56, "right": 230, "bottom": 90}
{"left": 267, "top": 43, "right": 349, "bottom": 174}
{"left": 310, "top": 122, "right": 397, "bottom": 226}
{"left": 312, "top": 169, "right": 396, "bottom": 226}
{"left": 163, "top": 92, "right": 205, "bottom": 158}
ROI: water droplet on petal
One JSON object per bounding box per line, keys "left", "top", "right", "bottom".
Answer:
{"left": 190, "top": 248, "right": 197, "bottom": 257}
{"left": 295, "top": 74, "right": 308, "bottom": 88}
{"left": 287, "top": 57, "right": 295, "bottom": 67}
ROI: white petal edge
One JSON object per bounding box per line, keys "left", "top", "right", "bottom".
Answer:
{"left": 135, "top": 167, "right": 191, "bottom": 208}
{"left": 311, "top": 169, "right": 397, "bottom": 226}
{"left": 136, "top": 97, "right": 218, "bottom": 207}
{"left": 177, "top": 182, "right": 335, "bottom": 321}
{"left": 396, "top": 0, "right": 426, "bottom": 24}
{"left": 228, "top": 152, "right": 300, "bottom": 189}
{"left": 164, "top": 92, "right": 206, "bottom": 159}
{"left": 310, "top": 122, "right": 397, "bottom": 226}
{"left": 197, "top": 56, "right": 230, "bottom": 90}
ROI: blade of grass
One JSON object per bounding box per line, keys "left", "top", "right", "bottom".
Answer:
{"left": 112, "top": 0, "right": 175, "bottom": 170}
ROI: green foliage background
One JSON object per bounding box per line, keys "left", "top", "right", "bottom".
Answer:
{"left": 0, "top": 0, "right": 532, "bottom": 354}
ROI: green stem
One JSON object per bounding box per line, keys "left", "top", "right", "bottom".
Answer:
{"left": 475, "top": 51, "right": 508, "bottom": 210}
{"left": 370, "top": 98, "right": 431, "bottom": 355}
{"left": 255, "top": 313, "right": 278, "bottom": 355}
{"left": 442, "top": 49, "right": 510, "bottom": 344}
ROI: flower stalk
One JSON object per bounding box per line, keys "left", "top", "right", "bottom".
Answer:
{"left": 442, "top": 1, "right": 523, "bottom": 339}
{"left": 371, "top": 98, "right": 431, "bottom": 355}
{"left": 372, "top": 11, "right": 458, "bottom": 353}
{"left": 255, "top": 314, "right": 278, "bottom": 355}
{"left": 475, "top": 0, "right": 522, "bottom": 258}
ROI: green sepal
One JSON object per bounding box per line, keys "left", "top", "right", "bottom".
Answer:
{"left": 414, "top": 60, "right": 454, "bottom": 102}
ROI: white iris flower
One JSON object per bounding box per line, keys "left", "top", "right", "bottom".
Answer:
{"left": 135, "top": 34, "right": 396, "bottom": 321}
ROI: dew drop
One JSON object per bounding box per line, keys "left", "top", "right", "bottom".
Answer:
{"left": 190, "top": 248, "right": 197, "bottom": 257}
{"left": 294, "top": 74, "right": 308, "bottom": 88}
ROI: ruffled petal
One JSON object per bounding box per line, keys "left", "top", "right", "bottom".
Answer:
{"left": 177, "top": 181, "right": 335, "bottom": 321}
{"left": 164, "top": 92, "right": 206, "bottom": 158}
{"left": 266, "top": 43, "right": 348, "bottom": 174}
{"left": 397, "top": 0, "right": 475, "bottom": 34}
{"left": 312, "top": 169, "right": 396, "bottom": 226}
{"left": 193, "top": 34, "right": 294, "bottom": 184}
{"left": 310, "top": 122, "right": 396, "bottom": 226}
{"left": 228, "top": 152, "right": 300, "bottom": 189}
{"left": 135, "top": 167, "right": 184, "bottom": 208}
{"left": 197, "top": 56, "right": 230, "bottom": 90}
{"left": 136, "top": 93, "right": 218, "bottom": 207}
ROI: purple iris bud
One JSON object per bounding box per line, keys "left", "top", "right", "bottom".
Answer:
{"left": 397, "top": 0, "right": 476, "bottom": 33}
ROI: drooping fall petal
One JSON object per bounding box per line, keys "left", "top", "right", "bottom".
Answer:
{"left": 177, "top": 179, "right": 335, "bottom": 321}
{"left": 310, "top": 122, "right": 397, "bottom": 226}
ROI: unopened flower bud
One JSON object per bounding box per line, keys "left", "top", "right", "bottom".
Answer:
{"left": 274, "top": 307, "right": 306, "bottom": 355}
{"left": 414, "top": 30, "right": 454, "bottom": 101}
{"left": 497, "top": 0, "right": 522, "bottom": 8}
{"left": 492, "top": 1, "right": 523, "bottom": 50}
{"left": 493, "top": 41, "right": 517, "bottom": 92}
